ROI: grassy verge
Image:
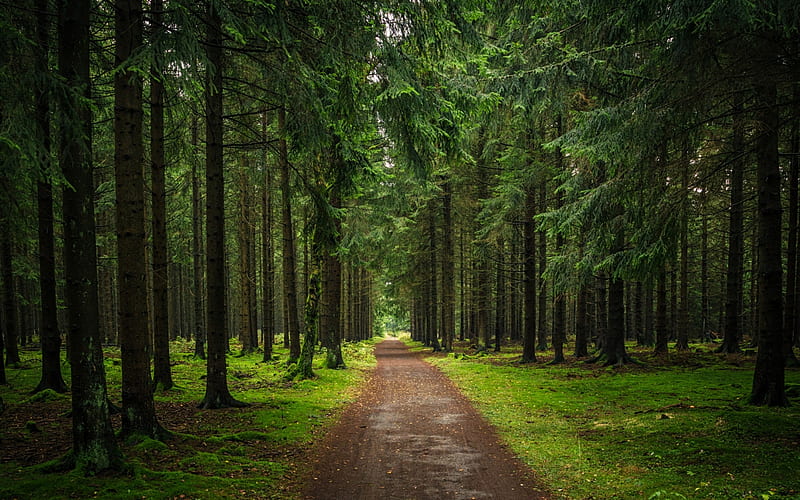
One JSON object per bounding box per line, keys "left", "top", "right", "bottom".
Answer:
{"left": 0, "top": 336, "right": 380, "bottom": 499}
{"left": 404, "top": 336, "right": 800, "bottom": 500}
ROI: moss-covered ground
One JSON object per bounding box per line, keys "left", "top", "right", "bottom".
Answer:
{"left": 0, "top": 337, "right": 379, "bottom": 499}
{"left": 405, "top": 336, "right": 800, "bottom": 500}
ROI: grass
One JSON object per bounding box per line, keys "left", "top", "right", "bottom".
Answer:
{"left": 404, "top": 336, "right": 800, "bottom": 500}
{"left": 0, "top": 336, "right": 380, "bottom": 499}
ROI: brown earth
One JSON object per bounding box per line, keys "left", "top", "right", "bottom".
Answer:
{"left": 301, "top": 338, "right": 550, "bottom": 500}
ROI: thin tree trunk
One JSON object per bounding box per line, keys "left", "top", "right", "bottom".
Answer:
{"left": 719, "top": 99, "right": 744, "bottom": 354}
{"left": 279, "top": 107, "right": 301, "bottom": 361}
{"left": 199, "top": 2, "right": 245, "bottom": 409}
{"left": 676, "top": 148, "right": 690, "bottom": 351}
{"left": 33, "top": 0, "right": 66, "bottom": 393}
{"left": 151, "top": 0, "right": 172, "bottom": 390}
{"left": 521, "top": 185, "right": 537, "bottom": 363}
{"left": 494, "top": 237, "right": 505, "bottom": 352}
{"left": 237, "top": 163, "right": 254, "bottom": 354}
{"left": 115, "top": 0, "right": 162, "bottom": 436}
{"left": 1, "top": 232, "right": 20, "bottom": 366}
{"left": 655, "top": 270, "right": 668, "bottom": 354}
{"left": 428, "top": 201, "right": 441, "bottom": 351}
{"left": 191, "top": 118, "right": 206, "bottom": 359}
{"left": 537, "top": 179, "right": 548, "bottom": 351}
{"left": 261, "top": 114, "right": 274, "bottom": 363}
{"left": 323, "top": 191, "right": 344, "bottom": 369}
{"left": 441, "top": 181, "right": 455, "bottom": 352}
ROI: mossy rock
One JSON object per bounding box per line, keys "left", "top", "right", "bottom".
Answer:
{"left": 25, "top": 389, "right": 65, "bottom": 404}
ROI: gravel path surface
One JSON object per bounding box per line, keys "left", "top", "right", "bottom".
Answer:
{"left": 302, "top": 338, "right": 549, "bottom": 499}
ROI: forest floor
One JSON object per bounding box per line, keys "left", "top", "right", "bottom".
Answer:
{"left": 300, "top": 337, "right": 550, "bottom": 500}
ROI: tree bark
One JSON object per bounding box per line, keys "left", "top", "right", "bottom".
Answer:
{"left": 261, "top": 114, "right": 275, "bottom": 363}
{"left": 58, "top": 0, "right": 122, "bottom": 471}
{"left": 537, "top": 179, "right": 548, "bottom": 351}
{"left": 655, "top": 270, "right": 668, "bottom": 354}
{"left": 191, "top": 118, "right": 206, "bottom": 359}
{"left": 323, "top": 193, "right": 344, "bottom": 369}
{"left": 278, "top": 107, "right": 301, "bottom": 362}
{"left": 150, "top": 0, "right": 173, "bottom": 391}
{"left": 719, "top": 99, "right": 744, "bottom": 354}
{"left": 441, "top": 181, "right": 455, "bottom": 352}
{"left": 115, "top": 0, "right": 163, "bottom": 437}
{"left": 676, "top": 147, "right": 690, "bottom": 351}
{"left": 33, "top": 0, "right": 67, "bottom": 393}
{"left": 521, "top": 184, "right": 537, "bottom": 363}
{"left": 427, "top": 201, "right": 441, "bottom": 351}
{"left": 749, "top": 72, "right": 787, "bottom": 406}
{"left": 199, "top": 2, "right": 245, "bottom": 409}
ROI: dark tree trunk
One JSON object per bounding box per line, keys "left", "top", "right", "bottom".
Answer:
{"left": 191, "top": 119, "right": 206, "bottom": 359}
{"left": 289, "top": 234, "right": 322, "bottom": 381}
{"left": 676, "top": 149, "right": 690, "bottom": 351}
{"left": 749, "top": 75, "right": 788, "bottom": 406}
{"left": 150, "top": 0, "right": 173, "bottom": 391}
{"left": 574, "top": 285, "right": 589, "bottom": 357}
{"left": 2, "top": 232, "right": 20, "bottom": 367}
{"left": 441, "top": 182, "right": 455, "bottom": 352}
{"left": 261, "top": 115, "right": 274, "bottom": 363}
{"left": 719, "top": 99, "right": 744, "bottom": 354}
{"left": 33, "top": 0, "right": 67, "bottom": 393}
{"left": 655, "top": 270, "right": 668, "bottom": 354}
{"left": 537, "top": 179, "right": 548, "bottom": 351}
{"left": 237, "top": 163, "right": 255, "bottom": 354}
{"left": 494, "top": 237, "right": 505, "bottom": 352}
{"left": 784, "top": 86, "right": 800, "bottom": 366}
{"left": 521, "top": 185, "right": 537, "bottom": 363}
{"left": 58, "top": 0, "right": 122, "bottom": 470}
{"left": 115, "top": 0, "right": 162, "bottom": 437}
{"left": 199, "top": 3, "right": 245, "bottom": 410}
{"left": 323, "top": 192, "right": 344, "bottom": 369}
{"left": 428, "top": 202, "right": 441, "bottom": 352}
{"left": 595, "top": 229, "right": 630, "bottom": 366}
{"left": 643, "top": 282, "right": 654, "bottom": 347}
{"left": 595, "top": 274, "right": 607, "bottom": 350}
{"left": 278, "top": 107, "right": 301, "bottom": 362}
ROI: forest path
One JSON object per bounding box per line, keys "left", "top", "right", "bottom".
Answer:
{"left": 301, "top": 338, "right": 549, "bottom": 500}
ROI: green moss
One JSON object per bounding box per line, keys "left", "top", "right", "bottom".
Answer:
{"left": 133, "top": 437, "right": 169, "bottom": 452}
{"left": 25, "top": 389, "right": 65, "bottom": 404}
{"left": 420, "top": 341, "right": 800, "bottom": 500}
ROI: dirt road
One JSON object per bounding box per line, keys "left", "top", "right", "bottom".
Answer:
{"left": 302, "top": 338, "right": 549, "bottom": 499}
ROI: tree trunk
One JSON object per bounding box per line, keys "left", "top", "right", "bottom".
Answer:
{"left": 537, "top": 179, "right": 548, "bottom": 351}
{"left": 191, "top": 118, "right": 206, "bottom": 359}
{"left": 261, "top": 114, "right": 275, "bottom": 363}
{"left": 1, "top": 231, "right": 20, "bottom": 366}
{"left": 237, "top": 162, "right": 254, "bottom": 354}
{"left": 199, "top": 2, "right": 245, "bottom": 410}
{"left": 749, "top": 73, "right": 787, "bottom": 406}
{"left": 427, "top": 201, "right": 441, "bottom": 351}
{"left": 278, "top": 107, "right": 301, "bottom": 362}
{"left": 494, "top": 237, "right": 505, "bottom": 352}
{"left": 719, "top": 99, "right": 744, "bottom": 354}
{"left": 151, "top": 0, "right": 173, "bottom": 390}
{"left": 574, "top": 285, "right": 589, "bottom": 357}
{"left": 655, "top": 270, "right": 668, "bottom": 354}
{"left": 289, "top": 235, "right": 322, "bottom": 380}
{"left": 441, "top": 181, "right": 455, "bottom": 352}
{"left": 58, "top": 0, "right": 122, "bottom": 470}
{"left": 521, "top": 184, "right": 537, "bottom": 363}
{"left": 33, "top": 0, "right": 67, "bottom": 393}
{"left": 596, "top": 228, "right": 630, "bottom": 365}
{"left": 784, "top": 85, "right": 800, "bottom": 366}
{"left": 676, "top": 148, "right": 690, "bottom": 351}
{"left": 323, "top": 194, "right": 344, "bottom": 369}
{"left": 115, "top": 0, "right": 162, "bottom": 437}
